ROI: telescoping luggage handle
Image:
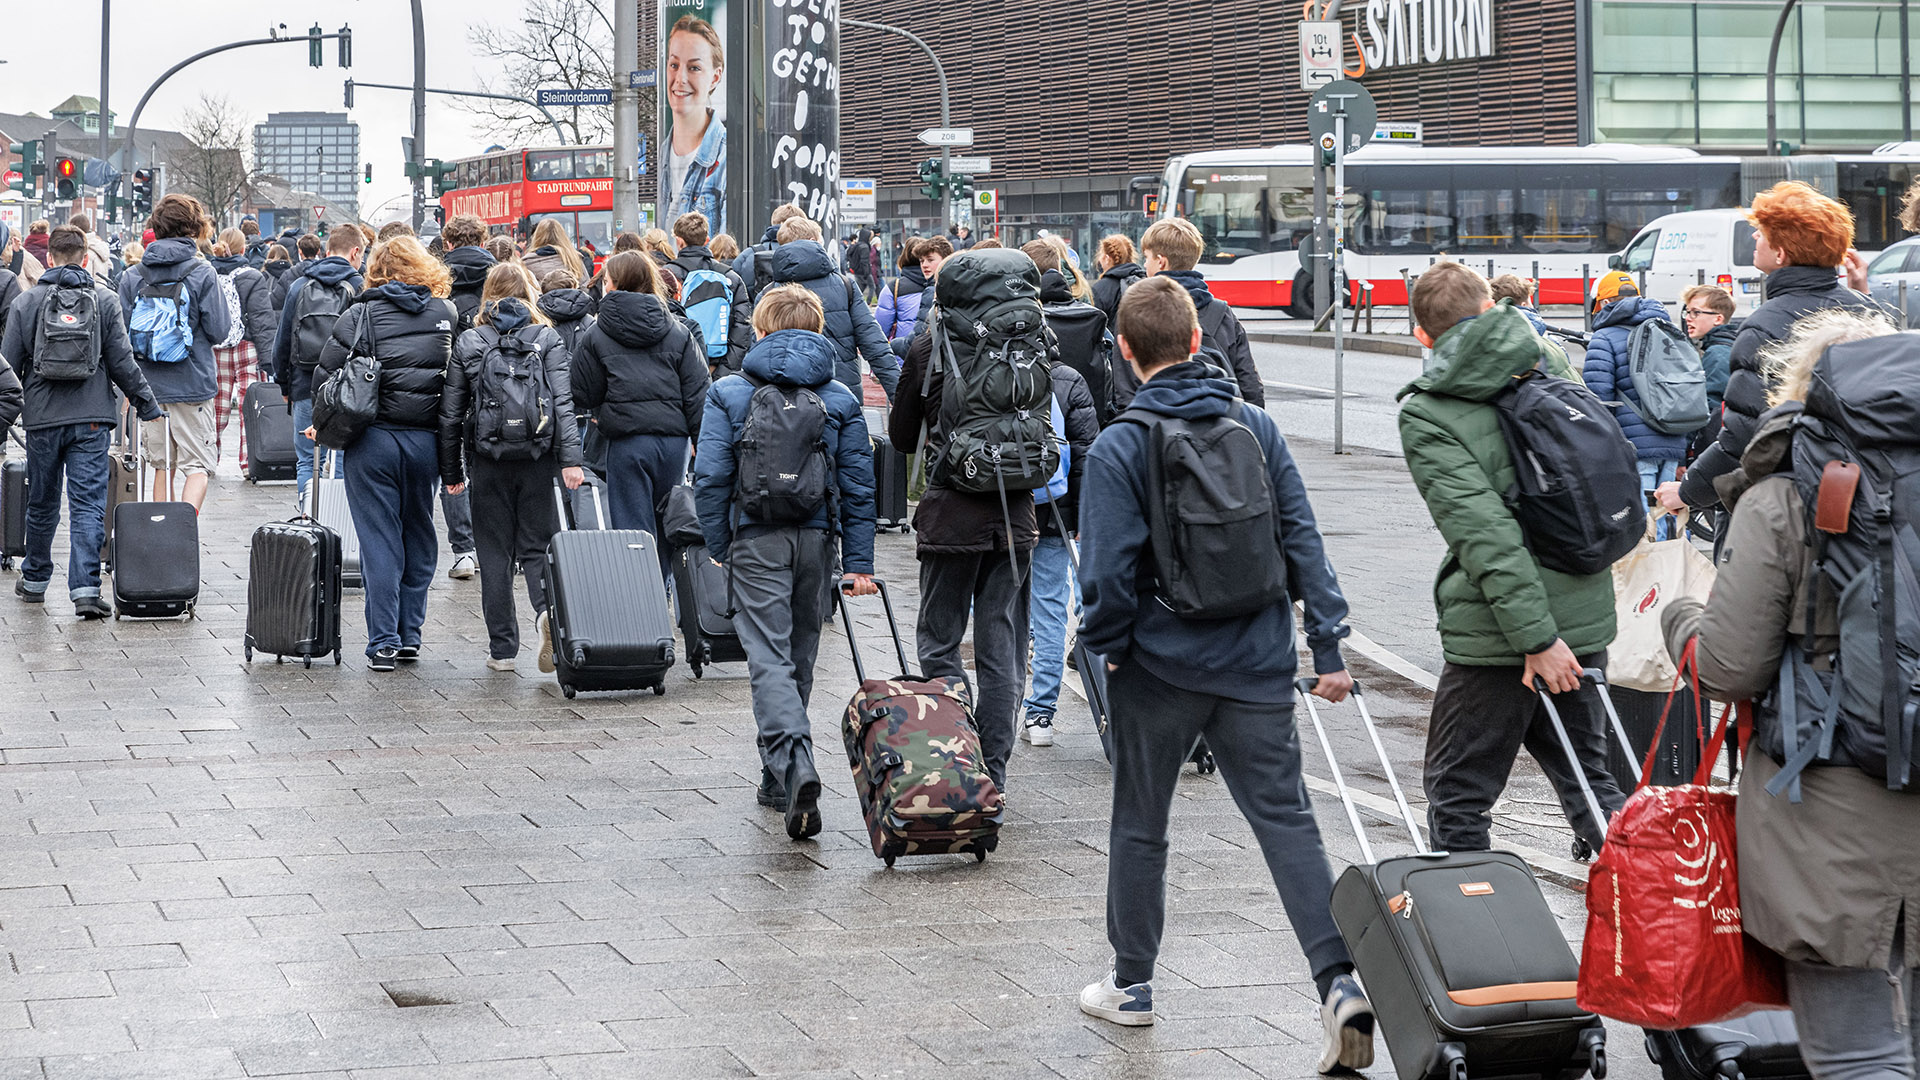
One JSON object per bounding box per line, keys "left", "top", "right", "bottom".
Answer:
{"left": 550, "top": 479, "right": 608, "bottom": 531}
{"left": 1535, "top": 669, "right": 1627, "bottom": 846}
{"left": 1295, "top": 679, "right": 1430, "bottom": 865}
{"left": 836, "top": 577, "right": 912, "bottom": 684}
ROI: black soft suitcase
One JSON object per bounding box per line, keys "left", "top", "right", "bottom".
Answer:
{"left": 1306, "top": 680, "right": 1608, "bottom": 1080}
{"left": 0, "top": 455, "right": 25, "bottom": 569}
{"left": 244, "top": 481, "right": 342, "bottom": 667}
{"left": 111, "top": 416, "right": 199, "bottom": 619}
{"left": 543, "top": 484, "right": 675, "bottom": 697}
{"left": 1598, "top": 681, "right": 1704, "bottom": 790}
{"left": 673, "top": 546, "right": 748, "bottom": 677}
{"left": 244, "top": 382, "right": 297, "bottom": 483}
{"left": 872, "top": 435, "right": 911, "bottom": 532}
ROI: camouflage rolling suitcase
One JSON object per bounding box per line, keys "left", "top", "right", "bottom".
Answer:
{"left": 838, "top": 579, "right": 1003, "bottom": 867}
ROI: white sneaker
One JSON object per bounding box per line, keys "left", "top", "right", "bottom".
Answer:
{"left": 1318, "top": 973, "right": 1375, "bottom": 1073}
{"left": 1022, "top": 713, "right": 1055, "bottom": 747}
{"left": 536, "top": 611, "right": 555, "bottom": 673}
{"left": 1079, "top": 972, "right": 1153, "bottom": 1026}
{"left": 485, "top": 656, "right": 515, "bottom": 672}
{"left": 448, "top": 553, "right": 477, "bottom": 580}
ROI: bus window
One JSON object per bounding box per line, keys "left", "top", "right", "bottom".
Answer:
{"left": 1621, "top": 227, "right": 1660, "bottom": 272}
{"left": 574, "top": 149, "right": 612, "bottom": 178}
{"left": 1358, "top": 187, "right": 1453, "bottom": 254}
{"left": 457, "top": 160, "right": 478, "bottom": 187}
{"left": 575, "top": 211, "right": 613, "bottom": 255}
{"left": 1184, "top": 169, "right": 1279, "bottom": 261}
{"left": 1734, "top": 220, "right": 1757, "bottom": 267}
{"left": 509, "top": 155, "right": 524, "bottom": 183}
{"left": 1841, "top": 162, "right": 1915, "bottom": 249}
{"left": 1603, "top": 189, "right": 1694, "bottom": 249}
{"left": 1517, "top": 174, "right": 1601, "bottom": 254}
{"left": 484, "top": 157, "right": 503, "bottom": 185}
{"left": 529, "top": 151, "right": 574, "bottom": 181}
{"left": 1451, "top": 166, "right": 1518, "bottom": 252}
{"left": 1266, "top": 167, "right": 1315, "bottom": 253}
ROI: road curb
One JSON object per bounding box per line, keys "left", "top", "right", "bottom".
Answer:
{"left": 1246, "top": 330, "right": 1426, "bottom": 358}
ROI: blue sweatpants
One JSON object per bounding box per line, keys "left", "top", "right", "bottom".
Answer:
{"left": 605, "top": 433, "right": 687, "bottom": 581}
{"left": 343, "top": 425, "right": 440, "bottom": 656}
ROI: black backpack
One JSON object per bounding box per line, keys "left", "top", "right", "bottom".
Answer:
{"left": 734, "top": 374, "right": 831, "bottom": 523}
{"left": 1197, "top": 300, "right": 1238, "bottom": 358}
{"left": 922, "top": 249, "right": 1058, "bottom": 496}
{"left": 470, "top": 327, "right": 555, "bottom": 461}
{"left": 1769, "top": 334, "right": 1920, "bottom": 799}
{"left": 292, "top": 278, "right": 355, "bottom": 370}
{"left": 34, "top": 283, "right": 102, "bottom": 381}
{"left": 1491, "top": 369, "right": 1645, "bottom": 576}
{"left": 1117, "top": 402, "right": 1288, "bottom": 619}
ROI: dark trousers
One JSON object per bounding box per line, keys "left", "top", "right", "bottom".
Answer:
{"left": 915, "top": 547, "right": 1031, "bottom": 791}
{"left": 469, "top": 455, "right": 561, "bottom": 660}
{"left": 21, "top": 423, "right": 110, "bottom": 598}
{"left": 729, "top": 528, "right": 835, "bottom": 780}
{"left": 344, "top": 425, "right": 440, "bottom": 656}
{"left": 1106, "top": 661, "right": 1351, "bottom": 988}
{"left": 606, "top": 433, "right": 687, "bottom": 581}
{"left": 1423, "top": 653, "right": 1628, "bottom": 854}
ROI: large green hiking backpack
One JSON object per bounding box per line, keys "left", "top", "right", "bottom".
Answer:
{"left": 921, "top": 248, "right": 1057, "bottom": 497}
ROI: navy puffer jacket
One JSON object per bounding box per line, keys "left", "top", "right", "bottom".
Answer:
{"left": 1582, "top": 296, "right": 1688, "bottom": 460}
{"left": 768, "top": 240, "right": 899, "bottom": 400}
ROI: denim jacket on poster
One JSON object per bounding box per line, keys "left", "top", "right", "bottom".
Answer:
{"left": 667, "top": 112, "right": 727, "bottom": 237}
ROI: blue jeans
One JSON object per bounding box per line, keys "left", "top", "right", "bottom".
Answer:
{"left": 606, "top": 433, "right": 688, "bottom": 581}
{"left": 21, "top": 424, "right": 111, "bottom": 599}
{"left": 343, "top": 425, "right": 440, "bottom": 656}
{"left": 1024, "top": 534, "right": 1078, "bottom": 718}
{"left": 441, "top": 487, "right": 474, "bottom": 555}
{"left": 1637, "top": 458, "right": 1680, "bottom": 541}
{"left": 291, "top": 397, "right": 341, "bottom": 504}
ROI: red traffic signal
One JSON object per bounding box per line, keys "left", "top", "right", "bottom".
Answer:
{"left": 54, "top": 157, "right": 76, "bottom": 179}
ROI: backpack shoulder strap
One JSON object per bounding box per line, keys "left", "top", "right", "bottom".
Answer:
{"left": 1198, "top": 300, "right": 1232, "bottom": 338}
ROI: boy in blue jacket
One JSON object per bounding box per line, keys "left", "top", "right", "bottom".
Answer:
{"left": 1074, "top": 277, "right": 1373, "bottom": 1073}
{"left": 1583, "top": 271, "right": 1688, "bottom": 538}
{"left": 693, "top": 285, "right": 877, "bottom": 842}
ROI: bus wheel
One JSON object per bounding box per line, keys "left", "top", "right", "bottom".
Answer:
{"left": 1288, "top": 273, "right": 1314, "bottom": 320}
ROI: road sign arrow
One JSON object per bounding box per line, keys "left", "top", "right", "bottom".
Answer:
{"left": 917, "top": 127, "right": 974, "bottom": 147}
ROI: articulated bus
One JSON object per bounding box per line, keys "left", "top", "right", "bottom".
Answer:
{"left": 1156, "top": 142, "right": 1920, "bottom": 313}
{"left": 438, "top": 145, "right": 616, "bottom": 255}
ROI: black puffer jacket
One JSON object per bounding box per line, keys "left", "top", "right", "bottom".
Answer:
{"left": 1039, "top": 269, "right": 1116, "bottom": 425}
{"left": 314, "top": 283, "right": 457, "bottom": 432}
{"left": 444, "top": 245, "right": 498, "bottom": 332}
{"left": 536, "top": 288, "right": 597, "bottom": 357}
{"left": 569, "top": 290, "right": 709, "bottom": 440}
{"left": 1040, "top": 362, "right": 1100, "bottom": 537}
{"left": 1090, "top": 261, "right": 1146, "bottom": 325}
{"left": 210, "top": 254, "right": 279, "bottom": 363}
{"left": 1678, "top": 265, "right": 1883, "bottom": 508}
{"left": 438, "top": 298, "right": 584, "bottom": 485}
{"left": 270, "top": 257, "right": 315, "bottom": 312}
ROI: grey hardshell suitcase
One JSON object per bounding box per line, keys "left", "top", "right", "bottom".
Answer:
{"left": 1305, "top": 680, "right": 1607, "bottom": 1080}
{"left": 543, "top": 484, "right": 675, "bottom": 697}
{"left": 312, "top": 453, "right": 361, "bottom": 588}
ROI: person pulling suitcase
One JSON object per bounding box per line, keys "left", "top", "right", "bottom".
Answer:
{"left": 1074, "top": 276, "right": 1374, "bottom": 1072}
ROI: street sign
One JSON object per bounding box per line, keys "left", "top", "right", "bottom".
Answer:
{"left": 947, "top": 155, "right": 991, "bottom": 174}
{"left": 1307, "top": 80, "right": 1378, "bottom": 156}
{"left": 313, "top": 205, "right": 326, "bottom": 219}
{"left": 537, "top": 88, "right": 613, "bottom": 107}
{"left": 840, "top": 177, "right": 877, "bottom": 225}
{"left": 1298, "top": 21, "right": 1343, "bottom": 91}
{"left": 1372, "top": 122, "right": 1423, "bottom": 144}
{"left": 974, "top": 189, "right": 998, "bottom": 211}
{"left": 628, "top": 69, "right": 657, "bottom": 89}
{"left": 917, "top": 127, "right": 974, "bottom": 147}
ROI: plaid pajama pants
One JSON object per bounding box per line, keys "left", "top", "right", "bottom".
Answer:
{"left": 214, "top": 341, "right": 261, "bottom": 472}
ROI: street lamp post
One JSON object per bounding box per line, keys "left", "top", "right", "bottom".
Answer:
{"left": 844, "top": 18, "right": 951, "bottom": 233}
{"left": 1765, "top": 0, "right": 1800, "bottom": 155}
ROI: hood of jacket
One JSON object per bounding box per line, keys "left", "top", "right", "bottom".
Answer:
{"left": 1101, "top": 261, "right": 1144, "bottom": 282}
{"left": 1764, "top": 264, "right": 1845, "bottom": 300}
{"left": 210, "top": 254, "right": 249, "bottom": 275}
{"left": 1161, "top": 268, "right": 1218, "bottom": 312}
{"left": 483, "top": 297, "right": 534, "bottom": 336}
{"left": 1714, "top": 400, "right": 1806, "bottom": 509}
{"left": 741, "top": 329, "right": 838, "bottom": 387}
{"left": 1701, "top": 322, "right": 1739, "bottom": 351}
{"left": 1593, "top": 294, "right": 1670, "bottom": 332}
{"left": 1038, "top": 269, "right": 1076, "bottom": 304}
{"left": 40, "top": 264, "right": 94, "bottom": 289}
{"left": 1401, "top": 302, "right": 1558, "bottom": 403}
{"left": 537, "top": 288, "right": 593, "bottom": 324}
{"left": 137, "top": 237, "right": 198, "bottom": 273}
{"left": 445, "top": 245, "right": 497, "bottom": 293}
{"left": 759, "top": 224, "right": 780, "bottom": 245}
{"left": 303, "top": 255, "right": 361, "bottom": 287}
{"left": 1125, "top": 359, "right": 1239, "bottom": 420}
{"left": 263, "top": 258, "right": 291, "bottom": 280}
{"left": 596, "top": 290, "right": 675, "bottom": 349}
{"left": 361, "top": 281, "right": 434, "bottom": 314}
{"left": 770, "top": 240, "right": 834, "bottom": 283}
{"left": 895, "top": 265, "right": 929, "bottom": 292}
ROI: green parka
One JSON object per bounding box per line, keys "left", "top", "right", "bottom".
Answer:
{"left": 1396, "top": 302, "right": 1617, "bottom": 666}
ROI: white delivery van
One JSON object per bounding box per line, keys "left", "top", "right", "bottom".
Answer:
{"left": 1609, "top": 209, "right": 1766, "bottom": 315}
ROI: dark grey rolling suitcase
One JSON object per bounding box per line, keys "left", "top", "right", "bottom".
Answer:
{"left": 543, "top": 484, "right": 675, "bottom": 698}
{"left": 111, "top": 415, "right": 199, "bottom": 620}
{"left": 673, "top": 546, "right": 748, "bottom": 677}
{"left": 1305, "top": 681, "right": 1607, "bottom": 1080}
{"left": 244, "top": 480, "right": 342, "bottom": 667}
{"left": 872, "top": 435, "right": 911, "bottom": 532}
{"left": 0, "top": 455, "right": 25, "bottom": 570}
{"left": 101, "top": 428, "right": 137, "bottom": 572}
{"left": 244, "top": 382, "right": 297, "bottom": 483}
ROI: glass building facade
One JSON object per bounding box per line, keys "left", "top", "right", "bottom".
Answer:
{"left": 1590, "top": 0, "right": 1918, "bottom": 148}
{"left": 253, "top": 112, "right": 360, "bottom": 220}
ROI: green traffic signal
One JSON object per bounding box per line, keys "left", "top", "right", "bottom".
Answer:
{"left": 308, "top": 24, "right": 323, "bottom": 68}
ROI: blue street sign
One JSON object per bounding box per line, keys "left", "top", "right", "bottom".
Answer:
{"left": 637, "top": 135, "right": 648, "bottom": 178}
{"left": 629, "top": 69, "right": 657, "bottom": 89}
{"left": 537, "top": 88, "right": 613, "bottom": 107}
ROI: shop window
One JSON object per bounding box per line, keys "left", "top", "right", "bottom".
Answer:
{"left": 1592, "top": 1, "right": 1692, "bottom": 73}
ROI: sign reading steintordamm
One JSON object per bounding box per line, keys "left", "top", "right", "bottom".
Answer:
{"left": 1359, "top": 0, "right": 1493, "bottom": 70}
{"left": 537, "top": 88, "right": 614, "bottom": 107}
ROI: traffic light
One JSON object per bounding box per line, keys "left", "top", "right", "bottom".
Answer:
{"left": 7, "top": 139, "right": 40, "bottom": 198}
{"left": 132, "top": 169, "right": 153, "bottom": 215}
{"left": 364, "top": 163, "right": 373, "bottom": 184}
{"left": 308, "top": 24, "right": 323, "bottom": 68}
{"left": 337, "top": 25, "right": 352, "bottom": 68}
{"left": 429, "top": 159, "right": 458, "bottom": 197}
{"left": 343, "top": 79, "right": 355, "bottom": 109}
{"left": 917, "top": 158, "right": 943, "bottom": 201}
{"left": 954, "top": 174, "right": 975, "bottom": 201}
{"left": 53, "top": 157, "right": 77, "bottom": 200}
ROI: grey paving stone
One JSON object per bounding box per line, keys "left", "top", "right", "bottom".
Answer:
{"left": 39, "top": 1047, "right": 246, "bottom": 1080}
{"left": 234, "top": 1035, "right": 437, "bottom": 1076}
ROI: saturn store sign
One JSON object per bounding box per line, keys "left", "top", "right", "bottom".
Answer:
{"left": 1359, "top": 0, "right": 1494, "bottom": 71}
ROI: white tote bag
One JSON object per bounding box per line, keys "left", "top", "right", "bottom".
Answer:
{"left": 1609, "top": 512, "right": 1717, "bottom": 693}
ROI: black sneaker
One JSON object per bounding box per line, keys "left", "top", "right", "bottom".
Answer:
{"left": 757, "top": 767, "right": 788, "bottom": 811}
{"left": 73, "top": 596, "right": 112, "bottom": 620}
{"left": 396, "top": 645, "right": 420, "bottom": 661}
{"left": 15, "top": 580, "right": 44, "bottom": 604}
{"left": 369, "top": 648, "right": 400, "bottom": 672}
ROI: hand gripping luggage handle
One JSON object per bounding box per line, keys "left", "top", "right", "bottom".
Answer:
{"left": 1534, "top": 675, "right": 1614, "bottom": 843}
{"left": 1295, "top": 679, "right": 1430, "bottom": 862}
{"left": 837, "top": 577, "right": 911, "bottom": 683}
{"left": 551, "top": 479, "right": 608, "bottom": 532}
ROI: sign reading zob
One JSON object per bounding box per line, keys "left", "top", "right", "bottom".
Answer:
{"left": 1298, "top": 21, "right": 1343, "bottom": 91}
{"left": 1358, "top": 0, "right": 1494, "bottom": 70}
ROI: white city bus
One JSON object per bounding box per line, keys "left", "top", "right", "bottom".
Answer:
{"left": 1155, "top": 142, "right": 1920, "bottom": 313}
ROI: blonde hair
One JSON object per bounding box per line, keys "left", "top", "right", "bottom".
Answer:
{"left": 776, "top": 217, "right": 823, "bottom": 244}
{"left": 751, "top": 285, "right": 826, "bottom": 336}
{"left": 1141, "top": 218, "right": 1205, "bottom": 271}
{"left": 1762, "top": 307, "right": 1899, "bottom": 407}
{"left": 216, "top": 227, "right": 248, "bottom": 259}
{"left": 528, "top": 218, "right": 588, "bottom": 281}
{"left": 367, "top": 236, "right": 453, "bottom": 297}
{"left": 641, "top": 229, "right": 677, "bottom": 259}
{"left": 477, "top": 262, "right": 549, "bottom": 326}
{"left": 1099, "top": 233, "right": 1137, "bottom": 271}
{"left": 710, "top": 233, "right": 740, "bottom": 261}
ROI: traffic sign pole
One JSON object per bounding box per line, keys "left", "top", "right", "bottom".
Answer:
{"left": 1333, "top": 109, "right": 1347, "bottom": 455}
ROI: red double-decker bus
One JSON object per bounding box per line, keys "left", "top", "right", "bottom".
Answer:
{"left": 439, "top": 145, "right": 615, "bottom": 254}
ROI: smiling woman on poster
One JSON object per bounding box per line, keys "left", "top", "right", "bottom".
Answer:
{"left": 664, "top": 13, "right": 727, "bottom": 236}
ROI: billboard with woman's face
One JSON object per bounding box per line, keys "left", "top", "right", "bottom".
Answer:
{"left": 660, "top": 2, "right": 731, "bottom": 237}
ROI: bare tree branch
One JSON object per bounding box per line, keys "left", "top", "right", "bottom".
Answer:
{"left": 462, "top": 0, "right": 617, "bottom": 146}
{"left": 171, "top": 94, "right": 261, "bottom": 227}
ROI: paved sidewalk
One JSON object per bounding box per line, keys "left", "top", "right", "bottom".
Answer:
{"left": 0, "top": 445, "right": 1653, "bottom": 1079}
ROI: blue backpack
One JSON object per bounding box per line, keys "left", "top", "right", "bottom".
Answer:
{"left": 1033, "top": 394, "right": 1070, "bottom": 504}
{"left": 680, "top": 268, "right": 734, "bottom": 363}
{"left": 129, "top": 278, "right": 193, "bottom": 365}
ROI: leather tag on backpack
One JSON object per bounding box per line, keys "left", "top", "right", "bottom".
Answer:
{"left": 1815, "top": 461, "right": 1860, "bottom": 534}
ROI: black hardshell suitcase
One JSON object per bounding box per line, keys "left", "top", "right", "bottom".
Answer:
{"left": 673, "top": 546, "right": 748, "bottom": 677}
{"left": 872, "top": 434, "right": 911, "bottom": 532}
{"left": 244, "top": 382, "right": 297, "bottom": 483}
{"left": 543, "top": 484, "right": 675, "bottom": 698}
{"left": 244, "top": 480, "right": 342, "bottom": 667}
{"left": 111, "top": 414, "right": 199, "bottom": 619}
{"left": 1305, "top": 680, "right": 1607, "bottom": 1080}
{"left": 0, "top": 455, "right": 25, "bottom": 569}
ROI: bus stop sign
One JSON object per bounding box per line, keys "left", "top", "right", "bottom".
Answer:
{"left": 1307, "top": 80, "right": 1377, "bottom": 156}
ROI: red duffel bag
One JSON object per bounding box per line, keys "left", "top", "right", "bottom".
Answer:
{"left": 1577, "top": 644, "right": 1789, "bottom": 1028}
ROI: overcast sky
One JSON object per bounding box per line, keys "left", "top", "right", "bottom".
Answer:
{"left": 0, "top": 0, "right": 586, "bottom": 223}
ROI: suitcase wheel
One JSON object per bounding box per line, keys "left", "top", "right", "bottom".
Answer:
{"left": 652, "top": 683, "right": 666, "bottom": 696}
{"left": 334, "top": 651, "right": 342, "bottom": 665}
{"left": 1194, "top": 752, "right": 1216, "bottom": 775}
{"left": 974, "top": 848, "right": 987, "bottom": 863}
{"left": 302, "top": 656, "right": 312, "bottom": 669}
{"left": 244, "top": 646, "right": 253, "bottom": 663}
{"left": 1439, "top": 1044, "right": 1467, "bottom": 1080}
{"left": 275, "top": 655, "right": 283, "bottom": 664}
{"left": 690, "top": 661, "right": 704, "bottom": 679}
{"left": 562, "top": 685, "right": 577, "bottom": 699}
{"left": 883, "top": 854, "right": 896, "bottom": 868}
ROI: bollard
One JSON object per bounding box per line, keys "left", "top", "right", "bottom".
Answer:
{"left": 1903, "top": 280, "right": 1911, "bottom": 329}
{"left": 1582, "top": 263, "right": 1593, "bottom": 331}
{"left": 1697, "top": 268, "right": 1706, "bottom": 286}
{"left": 1637, "top": 268, "right": 1647, "bottom": 297}
{"left": 1488, "top": 259, "right": 1495, "bottom": 278}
